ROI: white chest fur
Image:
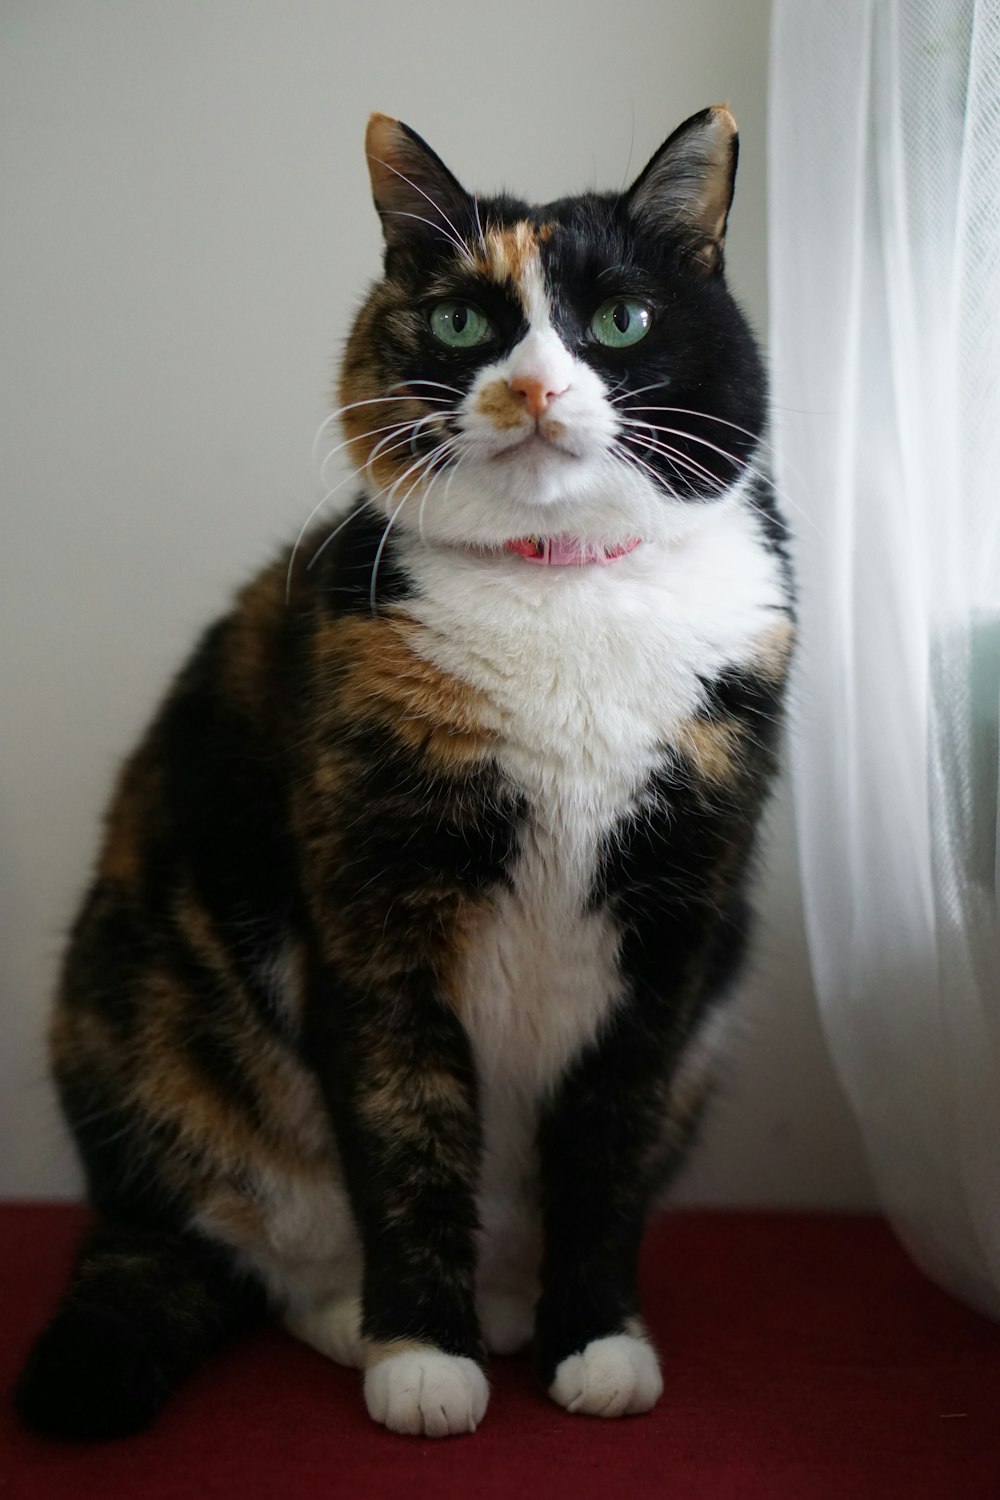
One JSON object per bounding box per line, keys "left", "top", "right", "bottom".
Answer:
{"left": 397, "top": 492, "right": 786, "bottom": 1276}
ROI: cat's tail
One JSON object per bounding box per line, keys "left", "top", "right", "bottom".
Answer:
{"left": 13, "top": 1219, "right": 266, "bottom": 1439}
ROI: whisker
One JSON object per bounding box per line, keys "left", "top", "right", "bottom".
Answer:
{"left": 326, "top": 394, "right": 449, "bottom": 420}
{"left": 620, "top": 417, "right": 758, "bottom": 475}
{"left": 310, "top": 409, "right": 341, "bottom": 471}
{"left": 370, "top": 487, "right": 417, "bottom": 614}
{"left": 363, "top": 423, "right": 432, "bottom": 484}
{"left": 610, "top": 440, "right": 671, "bottom": 495}
{"left": 617, "top": 438, "right": 704, "bottom": 498}
{"left": 318, "top": 417, "right": 427, "bottom": 488}
{"left": 616, "top": 105, "right": 636, "bottom": 202}
{"left": 389, "top": 379, "right": 464, "bottom": 399}
{"left": 443, "top": 448, "right": 470, "bottom": 502}
{"left": 407, "top": 412, "right": 447, "bottom": 458}
{"left": 612, "top": 442, "right": 683, "bottom": 504}
{"left": 367, "top": 154, "right": 476, "bottom": 265}
{"left": 416, "top": 439, "right": 463, "bottom": 544}
{"left": 610, "top": 379, "right": 674, "bottom": 405}
{"left": 623, "top": 405, "right": 782, "bottom": 473}
{"left": 472, "top": 193, "right": 486, "bottom": 256}
{"left": 381, "top": 210, "right": 477, "bottom": 263}
{"left": 628, "top": 404, "right": 820, "bottom": 533}
{"left": 619, "top": 425, "right": 726, "bottom": 492}
{"left": 287, "top": 468, "right": 381, "bottom": 601}
{"left": 627, "top": 405, "right": 768, "bottom": 448}
{"left": 619, "top": 418, "right": 821, "bottom": 537}
{"left": 299, "top": 496, "right": 370, "bottom": 584}
{"left": 635, "top": 442, "right": 817, "bottom": 545}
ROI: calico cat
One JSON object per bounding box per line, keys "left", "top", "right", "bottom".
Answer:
{"left": 15, "top": 106, "right": 793, "bottom": 1440}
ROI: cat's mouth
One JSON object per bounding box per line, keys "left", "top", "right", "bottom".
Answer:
{"left": 503, "top": 536, "right": 641, "bottom": 566}
{"left": 491, "top": 431, "right": 580, "bottom": 463}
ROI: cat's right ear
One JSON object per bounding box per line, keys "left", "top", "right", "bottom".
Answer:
{"left": 365, "top": 114, "right": 470, "bottom": 253}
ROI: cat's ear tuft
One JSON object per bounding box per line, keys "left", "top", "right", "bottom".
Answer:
{"left": 626, "top": 105, "right": 739, "bottom": 273}
{"left": 365, "top": 114, "right": 470, "bottom": 252}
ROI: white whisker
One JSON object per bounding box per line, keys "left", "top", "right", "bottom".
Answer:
{"left": 287, "top": 469, "right": 378, "bottom": 602}
{"left": 625, "top": 404, "right": 819, "bottom": 535}
{"left": 610, "top": 440, "right": 671, "bottom": 496}
{"left": 381, "top": 210, "right": 476, "bottom": 263}
{"left": 416, "top": 439, "right": 463, "bottom": 544}
{"left": 298, "top": 497, "right": 370, "bottom": 585}
{"left": 620, "top": 421, "right": 822, "bottom": 540}
{"left": 389, "top": 378, "right": 464, "bottom": 400}
{"left": 618, "top": 425, "right": 725, "bottom": 492}
{"left": 370, "top": 487, "right": 416, "bottom": 614}
{"left": 610, "top": 379, "right": 674, "bottom": 406}
{"left": 318, "top": 418, "right": 424, "bottom": 488}
{"left": 362, "top": 424, "right": 430, "bottom": 484}
{"left": 443, "top": 448, "right": 471, "bottom": 502}
{"left": 367, "top": 154, "right": 475, "bottom": 265}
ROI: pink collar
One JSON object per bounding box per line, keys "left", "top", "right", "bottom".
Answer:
{"left": 504, "top": 535, "right": 642, "bottom": 567}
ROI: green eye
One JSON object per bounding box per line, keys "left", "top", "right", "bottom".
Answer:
{"left": 429, "top": 301, "right": 493, "bottom": 348}
{"left": 589, "top": 297, "right": 653, "bottom": 349}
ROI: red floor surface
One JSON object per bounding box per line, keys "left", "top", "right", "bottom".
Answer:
{"left": 2, "top": 1205, "right": 998, "bottom": 1498}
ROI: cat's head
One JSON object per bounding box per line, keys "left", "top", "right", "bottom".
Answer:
{"left": 338, "top": 108, "right": 765, "bottom": 558}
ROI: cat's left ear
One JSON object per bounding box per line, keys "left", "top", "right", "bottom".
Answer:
{"left": 365, "top": 114, "right": 470, "bottom": 252}
{"left": 626, "top": 105, "right": 738, "bottom": 273}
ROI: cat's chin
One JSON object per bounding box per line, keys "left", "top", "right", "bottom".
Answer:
{"left": 454, "top": 443, "right": 628, "bottom": 513}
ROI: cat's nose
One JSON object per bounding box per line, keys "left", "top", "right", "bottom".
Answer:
{"left": 508, "top": 375, "right": 569, "bottom": 419}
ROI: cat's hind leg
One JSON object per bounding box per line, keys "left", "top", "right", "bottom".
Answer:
{"left": 14, "top": 1220, "right": 266, "bottom": 1439}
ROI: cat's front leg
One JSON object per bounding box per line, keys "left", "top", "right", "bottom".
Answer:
{"left": 304, "top": 967, "right": 489, "bottom": 1437}
{"left": 533, "top": 1019, "right": 671, "bottom": 1419}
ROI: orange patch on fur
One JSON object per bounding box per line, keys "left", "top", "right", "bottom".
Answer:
{"left": 752, "top": 618, "right": 796, "bottom": 682}
{"left": 336, "top": 284, "right": 442, "bottom": 493}
{"left": 674, "top": 717, "right": 742, "bottom": 784}
{"left": 475, "top": 378, "right": 528, "bottom": 432}
{"left": 199, "top": 1187, "right": 269, "bottom": 1245}
{"left": 315, "top": 612, "right": 498, "bottom": 772}
{"left": 474, "top": 220, "right": 545, "bottom": 319}
{"left": 305, "top": 613, "right": 502, "bottom": 996}
{"left": 97, "top": 750, "right": 160, "bottom": 889}
{"left": 129, "top": 972, "right": 306, "bottom": 1180}
{"left": 485, "top": 222, "right": 537, "bottom": 283}
{"left": 366, "top": 1339, "right": 440, "bottom": 1370}
{"left": 49, "top": 1001, "right": 114, "bottom": 1076}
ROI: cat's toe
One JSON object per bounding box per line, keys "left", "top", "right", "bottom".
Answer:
{"left": 364, "top": 1346, "right": 489, "bottom": 1437}
{"left": 549, "top": 1332, "right": 663, "bottom": 1418}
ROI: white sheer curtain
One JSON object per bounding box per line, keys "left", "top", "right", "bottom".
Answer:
{"left": 769, "top": 0, "right": 1000, "bottom": 1319}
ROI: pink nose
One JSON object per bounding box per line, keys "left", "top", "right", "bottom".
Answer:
{"left": 508, "top": 375, "right": 567, "bottom": 419}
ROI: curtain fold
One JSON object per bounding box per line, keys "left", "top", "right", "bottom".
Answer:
{"left": 769, "top": 0, "right": 1000, "bottom": 1318}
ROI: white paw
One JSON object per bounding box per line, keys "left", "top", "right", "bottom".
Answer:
{"left": 364, "top": 1347, "right": 489, "bottom": 1437}
{"left": 285, "top": 1294, "right": 366, "bottom": 1369}
{"left": 478, "top": 1290, "right": 534, "bottom": 1355}
{"left": 549, "top": 1332, "right": 663, "bottom": 1418}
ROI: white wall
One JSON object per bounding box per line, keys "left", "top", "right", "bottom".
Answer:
{"left": 0, "top": 0, "right": 875, "bottom": 1206}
